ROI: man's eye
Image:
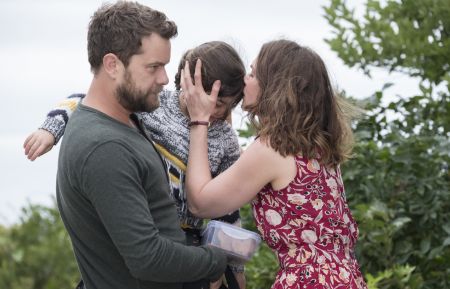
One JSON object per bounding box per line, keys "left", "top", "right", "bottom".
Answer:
{"left": 147, "top": 65, "right": 161, "bottom": 72}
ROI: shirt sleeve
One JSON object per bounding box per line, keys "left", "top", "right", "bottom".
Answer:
{"left": 39, "top": 93, "right": 85, "bottom": 144}
{"left": 81, "top": 141, "right": 227, "bottom": 282}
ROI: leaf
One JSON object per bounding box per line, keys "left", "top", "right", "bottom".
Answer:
{"left": 391, "top": 217, "right": 411, "bottom": 230}
{"left": 382, "top": 82, "right": 394, "bottom": 91}
{"left": 420, "top": 238, "right": 430, "bottom": 254}
{"left": 443, "top": 237, "right": 450, "bottom": 247}
{"left": 442, "top": 223, "right": 450, "bottom": 235}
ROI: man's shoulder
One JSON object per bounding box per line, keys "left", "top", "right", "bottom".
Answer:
{"left": 68, "top": 107, "right": 139, "bottom": 146}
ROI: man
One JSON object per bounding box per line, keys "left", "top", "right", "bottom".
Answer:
{"left": 56, "top": 2, "right": 227, "bottom": 289}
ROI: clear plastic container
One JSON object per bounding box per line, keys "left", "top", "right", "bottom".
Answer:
{"left": 201, "top": 220, "right": 262, "bottom": 263}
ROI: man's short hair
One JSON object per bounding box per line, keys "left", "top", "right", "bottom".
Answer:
{"left": 88, "top": 1, "right": 177, "bottom": 74}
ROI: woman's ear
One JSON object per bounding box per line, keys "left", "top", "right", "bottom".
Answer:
{"left": 102, "top": 53, "right": 121, "bottom": 79}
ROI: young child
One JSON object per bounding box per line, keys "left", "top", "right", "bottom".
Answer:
{"left": 24, "top": 41, "right": 247, "bottom": 289}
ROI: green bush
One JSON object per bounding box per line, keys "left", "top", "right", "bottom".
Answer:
{"left": 241, "top": 2, "right": 450, "bottom": 288}
{"left": 324, "top": 1, "right": 450, "bottom": 288}
{"left": 0, "top": 202, "right": 79, "bottom": 289}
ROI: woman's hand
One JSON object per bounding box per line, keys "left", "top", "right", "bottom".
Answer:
{"left": 181, "top": 59, "right": 220, "bottom": 121}
{"left": 23, "top": 129, "right": 55, "bottom": 161}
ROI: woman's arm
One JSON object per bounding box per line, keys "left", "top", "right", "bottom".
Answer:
{"left": 182, "top": 59, "right": 281, "bottom": 218}
{"left": 186, "top": 132, "right": 279, "bottom": 218}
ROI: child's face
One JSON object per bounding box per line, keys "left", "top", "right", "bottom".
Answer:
{"left": 210, "top": 96, "right": 236, "bottom": 121}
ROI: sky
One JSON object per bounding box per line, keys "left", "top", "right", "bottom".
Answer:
{"left": 0, "top": 0, "right": 420, "bottom": 225}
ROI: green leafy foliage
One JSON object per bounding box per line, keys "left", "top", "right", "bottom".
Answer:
{"left": 0, "top": 202, "right": 79, "bottom": 289}
{"left": 239, "top": 1, "right": 449, "bottom": 288}
{"left": 323, "top": 0, "right": 450, "bottom": 83}
{"left": 322, "top": 0, "right": 450, "bottom": 288}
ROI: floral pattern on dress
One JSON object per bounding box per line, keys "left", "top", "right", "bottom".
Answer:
{"left": 252, "top": 155, "right": 368, "bottom": 289}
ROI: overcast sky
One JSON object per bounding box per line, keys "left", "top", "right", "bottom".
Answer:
{"left": 0, "top": 0, "right": 420, "bottom": 225}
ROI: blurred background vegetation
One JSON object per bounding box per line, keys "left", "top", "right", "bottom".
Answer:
{"left": 1, "top": 0, "right": 448, "bottom": 288}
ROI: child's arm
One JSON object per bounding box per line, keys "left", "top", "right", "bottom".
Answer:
{"left": 234, "top": 272, "right": 246, "bottom": 289}
{"left": 210, "top": 266, "right": 245, "bottom": 289}
{"left": 24, "top": 129, "right": 56, "bottom": 161}
{"left": 23, "top": 93, "right": 85, "bottom": 161}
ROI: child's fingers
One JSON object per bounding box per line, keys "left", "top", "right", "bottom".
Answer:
{"left": 27, "top": 140, "right": 42, "bottom": 160}
{"left": 23, "top": 134, "right": 33, "bottom": 149}
{"left": 30, "top": 145, "right": 45, "bottom": 161}
{"left": 24, "top": 134, "right": 36, "bottom": 155}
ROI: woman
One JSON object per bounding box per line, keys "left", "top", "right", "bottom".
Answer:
{"left": 183, "top": 39, "right": 368, "bottom": 289}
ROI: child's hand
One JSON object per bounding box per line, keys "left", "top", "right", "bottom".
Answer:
{"left": 210, "top": 275, "right": 224, "bottom": 289}
{"left": 23, "top": 129, "right": 55, "bottom": 161}
{"left": 234, "top": 271, "right": 246, "bottom": 289}
{"left": 210, "top": 271, "right": 246, "bottom": 289}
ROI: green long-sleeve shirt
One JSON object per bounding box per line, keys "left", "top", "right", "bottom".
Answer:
{"left": 57, "top": 104, "right": 226, "bottom": 289}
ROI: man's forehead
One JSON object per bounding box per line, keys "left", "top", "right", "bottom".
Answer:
{"left": 133, "top": 35, "right": 171, "bottom": 63}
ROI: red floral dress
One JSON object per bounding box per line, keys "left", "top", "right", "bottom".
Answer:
{"left": 252, "top": 155, "right": 367, "bottom": 289}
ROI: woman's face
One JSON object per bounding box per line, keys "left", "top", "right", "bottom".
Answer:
{"left": 242, "top": 60, "right": 260, "bottom": 111}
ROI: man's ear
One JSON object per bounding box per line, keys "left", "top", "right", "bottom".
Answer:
{"left": 102, "top": 53, "right": 121, "bottom": 79}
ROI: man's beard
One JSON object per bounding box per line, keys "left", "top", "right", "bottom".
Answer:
{"left": 116, "top": 70, "right": 161, "bottom": 113}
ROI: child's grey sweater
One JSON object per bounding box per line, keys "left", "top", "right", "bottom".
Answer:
{"left": 41, "top": 90, "right": 241, "bottom": 230}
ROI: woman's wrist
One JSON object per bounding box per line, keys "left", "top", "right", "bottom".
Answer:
{"left": 189, "top": 120, "right": 210, "bottom": 127}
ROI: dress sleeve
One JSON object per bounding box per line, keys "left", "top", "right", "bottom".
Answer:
{"left": 39, "top": 93, "right": 85, "bottom": 144}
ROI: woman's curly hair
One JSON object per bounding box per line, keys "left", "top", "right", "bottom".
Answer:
{"left": 246, "top": 39, "right": 356, "bottom": 167}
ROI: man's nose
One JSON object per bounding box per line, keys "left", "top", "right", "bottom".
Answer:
{"left": 158, "top": 68, "right": 169, "bottom": 85}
